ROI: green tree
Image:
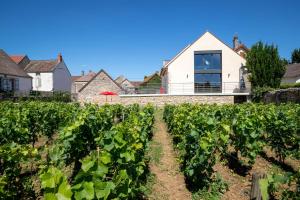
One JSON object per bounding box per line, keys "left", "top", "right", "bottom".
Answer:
{"left": 246, "top": 42, "right": 285, "bottom": 88}
{"left": 292, "top": 48, "right": 300, "bottom": 63}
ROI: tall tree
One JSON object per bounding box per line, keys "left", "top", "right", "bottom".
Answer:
{"left": 292, "top": 48, "right": 300, "bottom": 63}
{"left": 246, "top": 42, "right": 285, "bottom": 88}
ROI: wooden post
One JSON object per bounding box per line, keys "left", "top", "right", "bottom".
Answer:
{"left": 250, "top": 172, "right": 267, "bottom": 200}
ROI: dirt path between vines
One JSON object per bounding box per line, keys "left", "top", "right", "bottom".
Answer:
{"left": 147, "top": 110, "right": 191, "bottom": 200}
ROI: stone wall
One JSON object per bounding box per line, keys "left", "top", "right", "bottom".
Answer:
{"left": 78, "top": 94, "right": 235, "bottom": 106}
{"left": 264, "top": 88, "right": 300, "bottom": 103}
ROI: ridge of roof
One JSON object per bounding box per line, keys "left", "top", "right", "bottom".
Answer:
{"left": 78, "top": 69, "right": 124, "bottom": 93}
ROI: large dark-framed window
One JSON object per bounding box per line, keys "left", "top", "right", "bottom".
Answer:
{"left": 194, "top": 51, "right": 222, "bottom": 93}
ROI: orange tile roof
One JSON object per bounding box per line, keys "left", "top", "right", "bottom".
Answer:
{"left": 10, "top": 55, "right": 26, "bottom": 64}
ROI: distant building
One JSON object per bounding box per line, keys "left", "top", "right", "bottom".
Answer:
{"left": 139, "top": 72, "right": 161, "bottom": 94}
{"left": 11, "top": 53, "right": 72, "bottom": 92}
{"left": 282, "top": 63, "right": 300, "bottom": 84}
{"left": 0, "top": 49, "right": 32, "bottom": 95}
{"left": 71, "top": 71, "right": 96, "bottom": 93}
{"left": 77, "top": 69, "right": 124, "bottom": 103}
{"left": 115, "top": 75, "right": 136, "bottom": 93}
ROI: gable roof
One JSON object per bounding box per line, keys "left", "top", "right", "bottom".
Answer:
{"left": 75, "top": 71, "right": 97, "bottom": 82}
{"left": 0, "top": 49, "right": 31, "bottom": 78}
{"left": 283, "top": 63, "right": 300, "bottom": 78}
{"left": 115, "top": 75, "right": 126, "bottom": 84}
{"left": 161, "top": 31, "right": 246, "bottom": 73}
{"left": 10, "top": 55, "right": 26, "bottom": 64}
{"left": 25, "top": 60, "right": 58, "bottom": 73}
{"left": 78, "top": 69, "right": 124, "bottom": 93}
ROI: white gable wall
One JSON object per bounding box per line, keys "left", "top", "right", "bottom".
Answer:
{"left": 167, "top": 32, "right": 246, "bottom": 94}
{"left": 28, "top": 72, "right": 53, "bottom": 91}
{"left": 53, "top": 61, "right": 72, "bottom": 92}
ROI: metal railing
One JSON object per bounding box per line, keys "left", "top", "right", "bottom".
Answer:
{"left": 123, "top": 82, "right": 250, "bottom": 95}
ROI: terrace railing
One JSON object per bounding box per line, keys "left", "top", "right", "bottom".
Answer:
{"left": 123, "top": 82, "right": 250, "bottom": 95}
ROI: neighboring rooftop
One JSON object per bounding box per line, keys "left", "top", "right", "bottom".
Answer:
{"left": 74, "top": 71, "right": 97, "bottom": 82}
{"left": 71, "top": 76, "right": 81, "bottom": 82}
{"left": 284, "top": 63, "right": 300, "bottom": 78}
{"left": 115, "top": 75, "right": 126, "bottom": 84}
{"left": 10, "top": 55, "right": 26, "bottom": 64}
{"left": 0, "top": 49, "right": 31, "bottom": 78}
{"left": 25, "top": 60, "right": 58, "bottom": 73}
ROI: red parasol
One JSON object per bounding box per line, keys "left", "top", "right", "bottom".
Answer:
{"left": 100, "top": 91, "right": 118, "bottom": 95}
{"left": 99, "top": 91, "right": 118, "bottom": 102}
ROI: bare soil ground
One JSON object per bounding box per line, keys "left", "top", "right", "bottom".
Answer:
{"left": 148, "top": 110, "right": 191, "bottom": 200}
{"left": 217, "top": 154, "right": 286, "bottom": 200}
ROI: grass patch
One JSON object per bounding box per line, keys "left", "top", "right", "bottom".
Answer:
{"left": 149, "top": 141, "right": 163, "bottom": 165}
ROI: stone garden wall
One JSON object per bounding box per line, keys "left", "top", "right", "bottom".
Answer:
{"left": 263, "top": 88, "right": 300, "bottom": 103}
{"left": 78, "top": 94, "right": 235, "bottom": 106}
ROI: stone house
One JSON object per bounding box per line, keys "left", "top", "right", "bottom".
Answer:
{"left": 77, "top": 69, "right": 124, "bottom": 103}
{"left": 0, "top": 49, "right": 32, "bottom": 95}
{"left": 10, "top": 53, "right": 72, "bottom": 92}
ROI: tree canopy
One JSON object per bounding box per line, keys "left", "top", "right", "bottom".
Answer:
{"left": 292, "top": 48, "right": 300, "bottom": 63}
{"left": 246, "top": 42, "right": 285, "bottom": 88}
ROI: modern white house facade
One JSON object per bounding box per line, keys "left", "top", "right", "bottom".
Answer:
{"left": 161, "top": 31, "right": 248, "bottom": 94}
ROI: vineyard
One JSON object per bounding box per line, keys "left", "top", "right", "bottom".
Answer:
{"left": 1, "top": 101, "right": 300, "bottom": 200}
{"left": 0, "top": 101, "right": 154, "bottom": 199}
{"left": 164, "top": 103, "right": 300, "bottom": 199}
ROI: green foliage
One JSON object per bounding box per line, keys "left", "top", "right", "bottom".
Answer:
{"left": 192, "top": 174, "right": 228, "bottom": 200}
{"left": 280, "top": 82, "right": 300, "bottom": 89}
{"left": 246, "top": 41, "right": 285, "bottom": 88}
{"left": 232, "top": 107, "right": 265, "bottom": 167}
{"left": 40, "top": 167, "right": 72, "bottom": 200}
{"left": 251, "top": 86, "right": 274, "bottom": 102}
{"left": 164, "top": 103, "right": 300, "bottom": 196}
{"left": 292, "top": 48, "right": 300, "bottom": 63}
{"left": 39, "top": 104, "right": 155, "bottom": 199}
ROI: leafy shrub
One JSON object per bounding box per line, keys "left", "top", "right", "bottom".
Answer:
{"left": 251, "top": 86, "right": 274, "bottom": 102}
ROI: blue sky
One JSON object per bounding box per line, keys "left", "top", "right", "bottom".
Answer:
{"left": 1, "top": 0, "right": 299, "bottom": 80}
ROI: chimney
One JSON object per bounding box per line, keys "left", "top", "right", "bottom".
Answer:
{"left": 81, "top": 70, "right": 85, "bottom": 76}
{"left": 233, "top": 34, "right": 239, "bottom": 49}
{"left": 57, "top": 53, "right": 63, "bottom": 63}
{"left": 163, "top": 60, "right": 170, "bottom": 66}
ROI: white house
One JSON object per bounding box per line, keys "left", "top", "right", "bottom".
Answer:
{"left": 160, "top": 31, "right": 249, "bottom": 94}
{"left": 282, "top": 63, "right": 300, "bottom": 84}
{"left": 0, "top": 49, "right": 32, "bottom": 95}
{"left": 11, "top": 53, "right": 72, "bottom": 92}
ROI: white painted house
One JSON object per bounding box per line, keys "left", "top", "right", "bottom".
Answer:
{"left": 161, "top": 31, "right": 249, "bottom": 94}
{"left": 11, "top": 54, "right": 72, "bottom": 92}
